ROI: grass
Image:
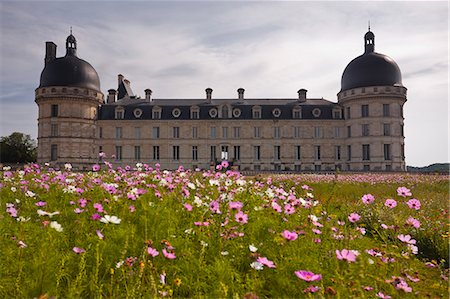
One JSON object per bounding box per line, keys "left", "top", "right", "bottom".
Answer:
{"left": 0, "top": 163, "right": 448, "bottom": 298}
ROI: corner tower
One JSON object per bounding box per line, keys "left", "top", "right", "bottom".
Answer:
{"left": 35, "top": 32, "right": 104, "bottom": 169}
{"left": 338, "top": 29, "right": 407, "bottom": 171}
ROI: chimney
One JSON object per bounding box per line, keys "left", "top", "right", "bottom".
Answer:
{"left": 145, "top": 89, "right": 153, "bottom": 102}
{"left": 237, "top": 88, "right": 245, "bottom": 101}
{"left": 118, "top": 74, "right": 124, "bottom": 86}
{"left": 205, "top": 88, "right": 213, "bottom": 103}
{"left": 45, "top": 42, "right": 57, "bottom": 65}
{"left": 107, "top": 89, "right": 117, "bottom": 103}
{"left": 298, "top": 89, "right": 307, "bottom": 102}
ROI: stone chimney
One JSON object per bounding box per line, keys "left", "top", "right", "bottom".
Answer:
{"left": 118, "top": 74, "right": 124, "bottom": 86}
{"left": 237, "top": 88, "right": 245, "bottom": 101}
{"left": 107, "top": 89, "right": 117, "bottom": 103}
{"left": 298, "top": 89, "right": 307, "bottom": 102}
{"left": 205, "top": 88, "right": 213, "bottom": 103}
{"left": 45, "top": 42, "right": 57, "bottom": 65}
{"left": 145, "top": 89, "right": 153, "bottom": 102}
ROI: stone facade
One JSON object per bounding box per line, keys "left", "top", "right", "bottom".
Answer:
{"left": 36, "top": 30, "right": 407, "bottom": 171}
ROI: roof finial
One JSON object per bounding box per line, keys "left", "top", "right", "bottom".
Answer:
{"left": 368, "top": 20, "right": 371, "bottom": 31}
{"left": 70, "top": 26, "right": 72, "bottom": 35}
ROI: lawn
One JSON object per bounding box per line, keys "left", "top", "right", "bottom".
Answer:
{"left": 1, "top": 162, "right": 448, "bottom": 298}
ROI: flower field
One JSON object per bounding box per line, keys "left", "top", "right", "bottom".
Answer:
{"left": 1, "top": 162, "right": 449, "bottom": 298}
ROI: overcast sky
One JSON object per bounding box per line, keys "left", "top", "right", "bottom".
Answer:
{"left": 0, "top": 1, "right": 448, "bottom": 167}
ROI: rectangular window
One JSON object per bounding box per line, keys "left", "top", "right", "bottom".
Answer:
{"left": 385, "top": 164, "right": 392, "bottom": 171}
{"left": 293, "top": 109, "right": 301, "bottom": 119}
{"left": 172, "top": 146, "right": 180, "bottom": 161}
{"left": 362, "top": 124, "right": 370, "bottom": 136}
{"left": 152, "top": 110, "right": 161, "bottom": 119}
{"left": 51, "top": 105, "right": 59, "bottom": 117}
{"left": 222, "top": 127, "right": 228, "bottom": 139}
{"left": 234, "top": 146, "right": 241, "bottom": 160}
{"left": 347, "top": 126, "right": 351, "bottom": 138}
{"left": 335, "top": 145, "right": 341, "bottom": 160}
{"left": 384, "top": 144, "right": 391, "bottom": 160}
{"left": 115, "top": 127, "right": 122, "bottom": 139}
{"left": 153, "top": 146, "right": 160, "bottom": 160}
{"left": 115, "top": 110, "right": 124, "bottom": 119}
{"left": 294, "top": 164, "right": 301, "bottom": 171}
{"left": 361, "top": 105, "right": 369, "bottom": 117}
{"left": 334, "top": 127, "right": 341, "bottom": 138}
{"left": 362, "top": 144, "right": 370, "bottom": 161}
{"left": 192, "top": 127, "right": 198, "bottom": 139}
{"left": 173, "top": 127, "right": 180, "bottom": 139}
{"left": 51, "top": 124, "right": 58, "bottom": 137}
{"left": 191, "top": 110, "right": 199, "bottom": 119}
{"left": 295, "top": 145, "right": 301, "bottom": 160}
{"left": 254, "top": 127, "right": 261, "bottom": 138}
{"left": 99, "top": 127, "right": 103, "bottom": 139}
{"left": 315, "top": 165, "right": 322, "bottom": 171}
{"left": 383, "top": 104, "right": 390, "bottom": 117}
{"left": 314, "top": 146, "right": 321, "bottom": 160}
{"left": 401, "top": 125, "right": 404, "bottom": 137}
{"left": 293, "top": 127, "right": 301, "bottom": 138}
{"left": 211, "top": 127, "right": 216, "bottom": 139}
{"left": 210, "top": 146, "right": 216, "bottom": 161}
{"left": 274, "top": 145, "right": 281, "bottom": 160}
{"left": 333, "top": 110, "right": 342, "bottom": 119}
{"left": 134, "top": 146, "right": 141, "bottom": 160}
{"left": 152, "top": 127, "right": 160, "bottom": 139}
{"left": 192, "top": 146, "right": 198, "bottom": 161}
{"left": 254, "top": 165, "right": 261, "bottom": 171}
{"left": 363, "top": 165, "right": 370, "bottom": 171}
{"left": 221, "top": 145, "right": 229, "bottom": 160}
{"left": 347, "top": 145, "right": 352, "bottom": 161}
{"left": 274, "top": 127, "right": 281, "bottom": 139}
{"left": 254, "top": 146, "right": 261, "bottom": 160}
{"left": 135, "top": 127, "right": 141, "bottom": 139}
{"left": 233, "top": 127, "right": 240, "bottom": 139}
{"left": 50, "top": 144, "right": 57, "bottom": 161}
{"left": 383, "top": 124, "right": 391, "bottom": 136}
{"left": 115, "top": 146, "right": 122, "bottom": 160}
{"left": 314, "top": 127, "right": 323, "bottom": 138}
{"left": 346, "top": 107, "right": 351, "bottom": 119}
{"left": 253, "top": 109, "right": 261, "bottom": 119}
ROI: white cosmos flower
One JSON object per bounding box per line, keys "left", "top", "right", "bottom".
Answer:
{"left": 64, "top": 163, "right": 72, "bottom": 170}
{"left": 249, "top": 244, "right": 258, "bottom": 252}
{"left": 3, "top": 166, "right": 11, "bottom": 171}
{"left": 250, "top": 261, "right": 264, "bottom": 271}
{"left": 187, "top": 182, "right": 196, "bottom": 190}
{"left": 25, "top": 191, "right": 36, "bottom": 197}
{"left": 100, "top": 215, "right": 121, "bottom": 224}
{"left": 37, "top": 209, "right": 60, "bottom": 217}
{"left": 50, "top": 221, "right": 63, "bottom": 232}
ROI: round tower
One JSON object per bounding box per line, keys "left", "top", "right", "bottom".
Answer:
{"left": 35, "top": 32, "right": 104, "bottom": 169}
{"left": 338, "top": 29, "right": 407, "bottom": 171}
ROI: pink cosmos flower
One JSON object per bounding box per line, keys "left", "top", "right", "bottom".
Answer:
{"left": 406, "top": 217, "right": 420, "bottom": 228}
{"left": 257, "top": 256, "right": 276, "bottom": 268}
{"left": 162, "top": 249, "right": 176, "bottom": 259}
{"left": 18, "top": 240, "right": 27, "bottom": 248}
{"left": 303, "top": 285, "right": 320, "bottom": 293}
{"left": 73, "top": 247, "right": 85, "bottom": 254}
{"left": 376, "top": 292, "right": 392, "bottom": 299}
{"left": 96, "top": 229, "right": 104, "bottom": 240}
{"left": 209, "top": 200, "right": 221, "bottom": 214}
{"left": 397, "top": 234, "right": 416, "bottom": 245}
{"left": 74, "top": 208, "right": 84, "bottom": 214}
{"left": 35, "top": 201, "right": 47, "bottom": 207}
{"left": 361, "top": 194, "right": 375, "bottom": 204}
{"left": 312, "top": 228, "right": 322, "bottom": 235}
{"left": 384, "top": 199, "right": 397, "bottom": 208}
{"left": 363, "top": 286, "right": 373, "bottom": 291}
{"left": 406, "top": 199, "right": 421, "bottom": 210}
{"left": 92, "top": 213, "right": 102, "bottom": 220}
{"left": 147, "top": 247, "right": 159, "bottom": 257}
{"left": 221, "top": 160, "right": 229, "bottom": 168}
{"left": 235, "top": 211, "right": 248, "bottom": 224}
{"left": 98, "top": 152, "right": 106, "bottom": 159}
{"left": 183, "top": 203, "right": 193, "bottom": 211}
{"left": 335, "top": 249, "right": 358, "bottom": 262}
{"left": 281, "top": 230, "right": 298, "bottom": 241}
{"left": 129, "top": 205, "right": 135, "bottom": 213}
{"left": 284, "top": 204, "right": 295, "bottom": 215}
{"left": 397, "top": 186, "right": 412, "bottom": 197}
{"left": 295, "top": 270, "right": 322, "bottom": 282}
{"left": 92, "top": 164, "right": 101, "bottom": 171}
{"left": 348, "top": 213, "right": 361, "bottom": 223}
{"left": 93, "top": 203, "right": 104, "bottom": 213}
{"left": 395, "top": 280, "right": 412, "bottom": 292}
{"left": 229, "top": 201, "right": 243, "bottom": 210}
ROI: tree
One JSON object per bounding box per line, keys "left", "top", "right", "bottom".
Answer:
{"left": 0, "top": 132, "right": 37, "bottom": 163}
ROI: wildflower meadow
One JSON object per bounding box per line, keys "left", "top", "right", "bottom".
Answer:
{"left": 0, "top": 161, "right": 449, "bottom": 298}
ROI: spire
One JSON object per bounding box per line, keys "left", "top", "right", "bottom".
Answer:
{"left": 368, "top": 20, "right": 370, "bottom": 31}
{"left": 364, "top": 26, "right": 375, "bottom": 54}
{"left": 66, "top": 28, "right": 77, "bottom": 56}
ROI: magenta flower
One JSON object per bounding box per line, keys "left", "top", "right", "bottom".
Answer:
{"left": 235, "top": 211, "right": 248, "bottom": 224}
{"left": 221, "top": 160, "right": 229, "bottom": 168}
{"left": 92, "top": 213, "right": 102, "bottom": 220}
{"left": 384, "top": 199, "right": 397, "bottom": 208}
{"left": 35, "top": 201, "right": 47, "bottom": 207}
{"left": 93, "top": 203, "right": 104, "bottom": 213}
{"left": 257, "top": 256, "right": 276, "bottom": 268}
{"left": 284, "top": 204, "right": 295, "bottom": 215}
{"left": 397, "top": 234, "right": 416, "bottom": 245}
{"left": 209, "top": 200, "right": 221, "bottom": 214}
{"left": 303, "top": 285, "right": 320, "bottom": 293}
{"left": 406, "top": 217, "right": 420, "bottom": 228}
{"left": 92, "top": 164, "right": 101, "bottom": 171}
{"left": 406, "top": 199, "right": 421, "bottom": 210}
{"left": 147, "top": 247, "right": 159, "bottom": 257}
{"left": 96, "top": 229, "right": 104, "bottom": 240}
{"left": 183, "top": 203, "right": 193, "bottom": 211}
{"left": 295, "top": 270, "right": 322, "bottom": 282}
{"left": 335, "top": 249, "right": 358, "bottom": 262}
{"left": 229, "top": 201, "right": 243, "bottom": 210}
{"left": 73, "top": 247, "right": 85, "bottom": 254}
{"left": 361, "top": 194, "right": 375, "bottom": 204}
{"left": 162, "top": 249, "right": 176, "bottom": 259}
{"left": 397, "top": 186, "right": 412, "bottom": 197}
{"left": 348, "top": 212, "right": 361, "bottom": 223}
{"left": 312, "top": 228, "right": 322, "bottom": 235}
{"left": 281, "top": 230, "right": 298, "bottom": 241}
{"left": 376, "top": 292, "right": 392, "bottom": 299}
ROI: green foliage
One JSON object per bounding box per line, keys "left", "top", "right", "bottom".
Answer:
{"left": 0, "top": 132, "right": 37, "bottom": 163}
{"left": 0, "top": 166, "right": 448, "bottom": 298}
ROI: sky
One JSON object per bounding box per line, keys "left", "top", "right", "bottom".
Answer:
{"left": 0, "top": 1, "right": 448, "bottom": 167}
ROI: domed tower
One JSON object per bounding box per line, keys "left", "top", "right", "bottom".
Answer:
{"left": 338, "top": 29, "right": 407, "bottom": 171}
{"left": 35, "top": 32, "right": 104, "bottom": 169}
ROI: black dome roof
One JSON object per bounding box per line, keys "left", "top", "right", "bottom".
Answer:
{"left": 39, "top": 34, "right": 101, "bottom": 91}
{"left": 340, "top": 30, "right": 402, "bottom": 92}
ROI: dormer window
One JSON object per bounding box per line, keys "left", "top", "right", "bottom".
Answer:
{"left": 152, "top": 106, "right": 162, "bottom": 119}
{"left": 221, "top": 105, "right": 230, "bottom": 118}
{"left": 115, "top": 107, "right": 124, "bottom": 119}
{"left": 292, "top": 107, "right": 302, "bottom": 119}
{"left": 252, "top": 106, "right": 261, "bottom": 119}
{"left": 333, "top": 109, "right": 342, "bottom": 119}
{"left": 190, "top": 106, "right": 200, "bottom": 119}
